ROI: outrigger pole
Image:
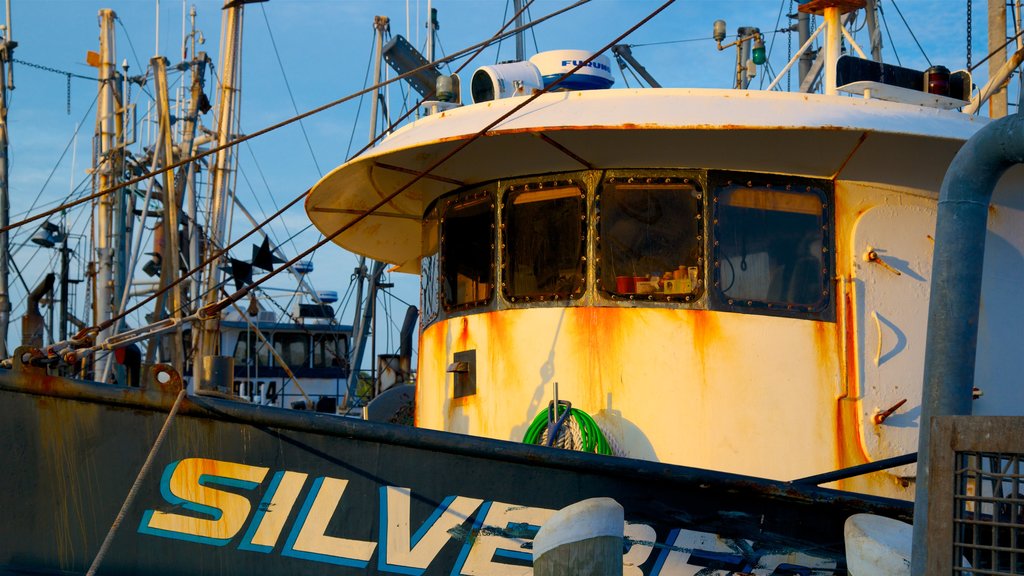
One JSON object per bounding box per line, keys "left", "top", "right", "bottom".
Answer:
{"left": 0, "top": 0, "right": 12, "bottom": 358}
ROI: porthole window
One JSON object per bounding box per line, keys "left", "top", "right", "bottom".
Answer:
{"left": 598, "top": 178, "right": 703, "bottom": 301}
{"left": 712, "top": 179, "right": 831, "bottom": 316}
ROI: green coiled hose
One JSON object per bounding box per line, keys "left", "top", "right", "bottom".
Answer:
{"left": 522, "top": 401, "right": 612, "bottom": 455}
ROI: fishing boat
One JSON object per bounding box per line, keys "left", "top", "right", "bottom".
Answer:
{"left": 2, "top": 0, "right": 1023, "bottom": 574}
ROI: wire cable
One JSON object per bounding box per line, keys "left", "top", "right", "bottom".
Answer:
{"left": 258, "top": 3, "right": 323, "bottom": 176}
{"left": 2, "top": 0, "right": 589, "bottom": 238}
{"left": 889, "top": 0, "right": 930, "bottom": 66}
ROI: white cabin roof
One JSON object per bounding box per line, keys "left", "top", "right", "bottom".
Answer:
{"left": 306, "top": 88, "right": 987, "bottom": 269}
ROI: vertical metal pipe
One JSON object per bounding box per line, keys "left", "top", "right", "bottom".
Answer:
{"left": 989, "top": 0, "right": 1009, "bottom": 117}
{"left": 514, "top": 0, "right": 525, "bottom": 61}
{"left": 0, "top": 0, "right": 12, "bottom": 358}
{"left": 152, "top": 56, "right": 184, "bottom": 373}
{"left": 95, "top": 9, "right": 118, "bottom": 379}
{"left": 863, "top": 0, "right": 884, "bottom": 62}
{"left": 200, "top": 0, "right": 244, "bottom": 360}
{"left": 910, "top": 112, "right": 1024, "bottom": 574}
{"left": 369, "top": 16, "right": 388, "bottom": 143}
{"left": 823, "top": 6, "right": 841, "bottom": 95}
{"left": 797, "top": 12, "right": 811, "bottom": 86}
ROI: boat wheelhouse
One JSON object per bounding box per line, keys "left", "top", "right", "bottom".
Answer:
{"left": 307, "top": 87, "right": 1024, "bottom": 500}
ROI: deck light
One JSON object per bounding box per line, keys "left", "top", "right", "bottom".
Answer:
{"left": 752, "top": 36, "right": 766, "bottom": 65}
{"left": 713, "top": 20, "right": 727, "bottom": 43}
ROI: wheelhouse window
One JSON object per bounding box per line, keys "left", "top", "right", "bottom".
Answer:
{"left": 233, "top": 332, "right": 270, "bottom": 368}
{"left": 441, "top": 191, "right": 494, "bottom": 309}
{"left": 713, "top": 182, "right": 830, "bottom": 313}
{"left": 503, "top": 184, "right": 585, "bottom": 301}
{"left": 312, "top": 333, "right": 347, "bottom": 369}
{"left": 274, "top": 332, "right": 310, "bottom": 369}
{"left": 599, "top": 177, "right": 703, "bottom": 301}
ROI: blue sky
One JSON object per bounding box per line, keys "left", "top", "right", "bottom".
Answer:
{"left": 1, "top": 0, "right": 1005, "bottom": 360}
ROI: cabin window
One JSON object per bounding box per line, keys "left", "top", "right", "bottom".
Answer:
{"left": 503, "top": 185, "right": 586, "bottom": 301}
{"left": 598, "top": 178, "right": 703, "bottom": 301}
{"left": 274, "top": 332, "right": 310, "bottom": 369}
{"left": 441, "top": 191, "right": 494, "bottom": 309}
{"left": 712, "top": 182, "right": 830, "bottom": 314}
{"left": 233, "top": 332, "right": 270, "bottom": 368}
{"left": 313, "top": 333, "right": 347, "bottom": 369}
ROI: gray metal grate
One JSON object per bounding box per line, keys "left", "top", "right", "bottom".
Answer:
{"left": 952, "top": 451, "right": 1024, "bottom": 574}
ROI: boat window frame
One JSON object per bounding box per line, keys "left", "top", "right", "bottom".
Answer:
{"left": 439, "top": 188, "right": 496, "bottom": 312}
{"left": 707, "top": 171, "right": 835, "bottom": 321}
{"left": 500, "top": 179, "right": 588, "bottom": 304}
{"left": 595, "top": 172, "right": 706, "bottom": 304}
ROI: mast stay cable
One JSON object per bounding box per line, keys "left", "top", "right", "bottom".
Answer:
{"left": 17, "top": 0, "right": 597, "bottom": 363}
{"left": 0, "top": 0, "right": 592, "bottom": 237}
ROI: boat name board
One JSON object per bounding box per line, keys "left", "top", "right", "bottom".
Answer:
{"left": 136, "top": 457, "right": 839, "bottom": 575}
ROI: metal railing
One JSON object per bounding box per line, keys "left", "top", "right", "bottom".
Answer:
{"left": 926, "top": 416, "right": 1024, "bottom": 575}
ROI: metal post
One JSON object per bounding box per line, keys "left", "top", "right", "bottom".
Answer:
{"left": 989, "top": 0, "right": 1009, "bottom": 117}
{"left": 864, "top": 0, "right": 884, "bottom": 62}
{"left": 152, "top": 56, "right": 184, "bottom": 373}
{"left": 910, "top": 112, "right": 1024, "bottom": 574}
{"left": 0, "top": 0, "right": 13, "bottom": 358}
{"left": 514, "top": 0, "right": 525, "bottom": 61}
{"left": 737, "top": 26, "right": 758, "bottom": 89}
{"left": 823, "top": 6, "right": 841, "bottom": 95}
{"left": 369, "top": 16, "right": 388, "bottom": 143}
{"left": 94, "top": 9, "right": 118, "bottom": 379}
{"left": 199, "top": 0, "right": 245, "bottom": 360}
{"left": 798, "top": 11, "right": 811, "bottom": 85}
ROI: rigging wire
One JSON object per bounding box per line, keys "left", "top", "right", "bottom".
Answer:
{"left": 346, "top": 29, "right": 377, "bottom": 160}
{"left": 878, "top": 1, "right": 902, "bottom": 65}
{"left": 9, "top": 94, "right": 97, "bottom": 243}
{"left": 969, "top": 28, "right": 1024, "bottom": 72}
{"left": 41, "top": 0, "right": 587, "bottom": 351}
{"left": 114, "top": 15, "right": 155, "bottom": 101}
{"left": 2, "top": 0, "right": 593, "bottom": 239}
{"left": 760, "top": 0, "right": 789, "bottom": 90}
{"left": 889, "top": 0, "right": 930, "bottom": 65}
{"left": 258, "top": 3, "right": 323, "bottom": 177}
{"left": 191, "top": 0, "right": 676, "bottom": 327}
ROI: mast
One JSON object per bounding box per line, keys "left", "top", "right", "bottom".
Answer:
{"left": 0, "top": 0, "right": 13, "bottom": 358}
{"left": 199, "top": 0, "right": 247, "bottom": 360}
{"left": 152, "top": 55, "right": 184, "bottom": 373}
{"left": 514, "top": 0, "right": 525, "bottom": 60}
{"left": 94, "top": 9, "right": 122, "bottom": 378}
{"left": 989, "top": 0, "right": 1009, "bottom": 117}
{"left": 369, "top": 16, "right": 388, "bottom": 142}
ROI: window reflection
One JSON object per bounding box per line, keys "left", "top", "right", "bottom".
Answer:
{"left": 504, "top": 186, "right": 585, "bottom": 300}
{"left": 714, "top": 185, "right": 827, "bottom": 310}
{"left": 600, "top": 180, "right": 702, "bottom": 300}
{"left": 441, "top": 193, "right": 493, "bottom": 309}
{"left": 233, "top": 331, "right": 270, "bottom": 368}
{"left": 274, "top": 332, "right": 310, "bottom": 369}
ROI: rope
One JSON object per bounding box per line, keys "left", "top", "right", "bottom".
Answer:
{"left": 85, "top": 387, "right": 187, "bottom": 576}
{"left": 0, "top": 0, "right": 591, "bottom": 238}
{"left": 10, "top": 0, "right": 594, "bottom": 365}
{"left": 523, "top": 400, "right": 612, "bottom": 455}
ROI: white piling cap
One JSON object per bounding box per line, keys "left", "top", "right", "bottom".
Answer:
{"left": 533, "top": 497, "right": 624, "bottom": 559}
{"left": 844, "top": 513, "right": 912, "bottom": 576}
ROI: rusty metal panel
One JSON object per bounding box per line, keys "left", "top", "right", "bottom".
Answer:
{"left": 0, "top": 367, "right": 911, "bottom": 575}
